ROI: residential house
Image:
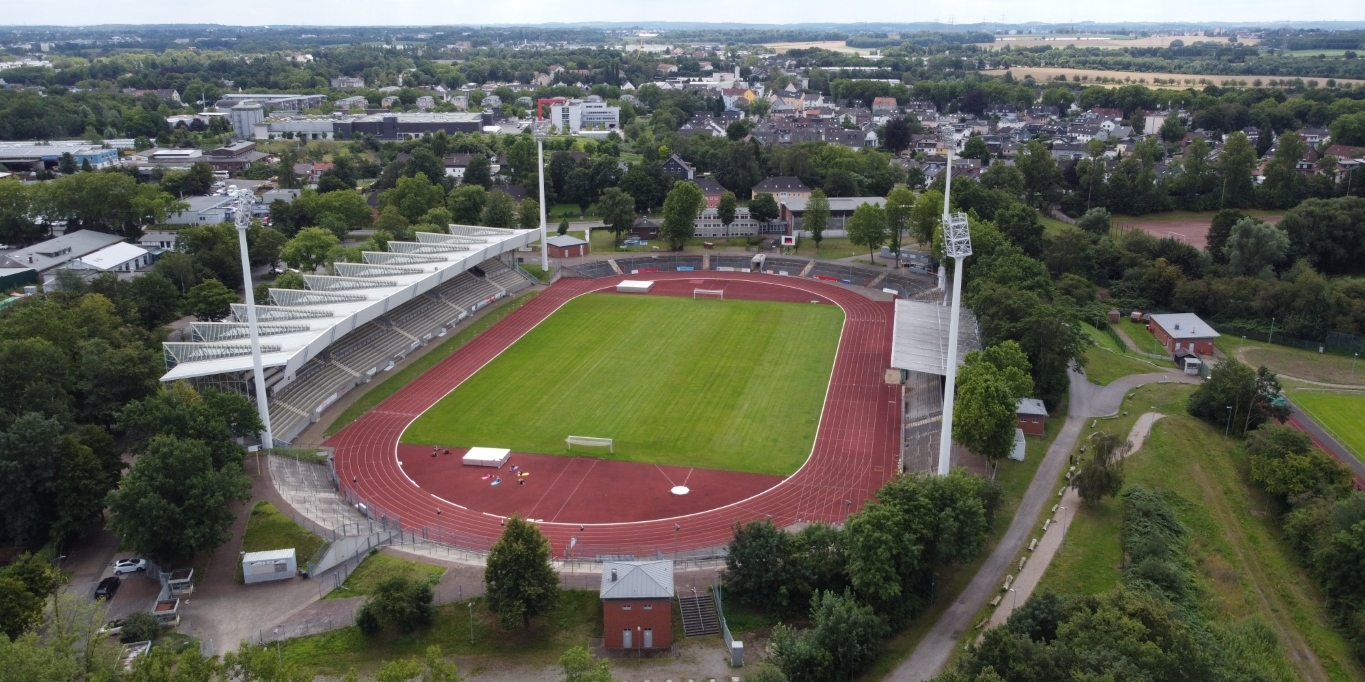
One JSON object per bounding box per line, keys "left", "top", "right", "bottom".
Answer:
{"left": 661, "top": 154, "right": 695, "bottom": 181}
{"left": 871, "top": 97, "right": 898, "bottom": 115}
{"left": 330, "top": 76, "right": 365, "bottom": 90}
{"left": 752, "top": 176, "right": 811, "bottom": 202}
{"left": 695, "top": 177, "right": 726, "bottom": 208}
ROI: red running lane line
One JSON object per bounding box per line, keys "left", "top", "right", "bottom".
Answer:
{"left": 327, "top": 273, "right": 900, "bottom": 556}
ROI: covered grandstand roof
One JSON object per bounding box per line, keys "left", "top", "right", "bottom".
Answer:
{"left": 160, "top": 225, "right": 537, "bottom": 383}
{"left": 890, "top": 299, "right": 982, "bottom": 376}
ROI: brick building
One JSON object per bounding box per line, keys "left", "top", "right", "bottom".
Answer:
{"left": 600, "top": 561, "right": 674, "bottom": 650}
{"left": 1147, "top": 313, "right": 1220, "bottom": 356}
{"left": 1015, "top": 398, "right": 1048, "bottom": 436}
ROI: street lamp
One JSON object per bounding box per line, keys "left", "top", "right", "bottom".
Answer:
{"left": 1353, "top": 353, "right": 1359, "bottom": 383}
{"left": 1225, "top": 406, "right": 1233, "bottom": 438}
{"left": 674, "top": 523, "right": 681, "bottom": 557}
{"left": 937, "top": 130, "right": 972, "bottom": 477}
{"left": 436, "top": 508, "right": 442, "bottom": 546}
{"left": 532, "top": 121, "right": 550, "bottom": 272}
{"left": 231, "top": 187, "right": 273, "bottom": 447}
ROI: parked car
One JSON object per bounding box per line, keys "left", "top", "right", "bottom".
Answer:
{"left": 95, "top": 576, "right": 121, "bottom": 600}
{"left": 112, "top": 559, "right": 147, "bottom": 575}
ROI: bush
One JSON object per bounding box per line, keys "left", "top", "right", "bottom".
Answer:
{"left": 356, "top": 574, "right": 435, "bottom": 635}
{"left": 119, "top": 611, "right": 161, "bottom": 643}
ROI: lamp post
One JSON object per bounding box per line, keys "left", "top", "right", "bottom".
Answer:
{"left": 1225, "top": 406, "right": 1233, "bottom": 438}
{"left": 1353, "top": 353, "right": 1359, "bottom": 384}
{"left": 436, "top": 508, "right": 442, "bottom": 547}
{"left": 1268, "top": 316, "right": 1275, "bottom": 346}
{"left": 231, "top": 187, "right": 273, "bottom": 447}
{"left": 937, "top": 133, "right": 972, "bottom": 477}
{"left": 532, "top": 122, "right": 550, "bottom": 272}
{"left": 674, "top": 523, "right": 680, "bottom": 557}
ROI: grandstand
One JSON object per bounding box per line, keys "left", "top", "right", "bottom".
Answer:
{"left": 160, "top": 225, "right": 539, "bottom": 445}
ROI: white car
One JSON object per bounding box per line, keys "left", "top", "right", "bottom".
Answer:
{"left": 112, "top": 559, "right": 146, "bottom": 575}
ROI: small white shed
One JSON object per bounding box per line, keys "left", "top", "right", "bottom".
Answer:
{"left": 1009, "top": 428, "right": 1027, "bottom": 461}
{"left": 242, "top": 548, "right": 297, "bottom": 584}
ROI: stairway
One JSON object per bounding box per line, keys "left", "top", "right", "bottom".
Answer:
{"left": 678, "top": 590, "right": 720, "bottom": 637}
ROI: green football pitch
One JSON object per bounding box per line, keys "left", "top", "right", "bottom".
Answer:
{"left": 401, "top": 293, "right": 844, "bottom": 475}
{"left": 1290, "top": 390, "right": 1365, "bottom": 460}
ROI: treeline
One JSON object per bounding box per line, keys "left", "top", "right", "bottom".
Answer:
{"left": 1000, "top": 43, "right": 1365, "bottom": 80}
{"left": 934, "top": 485, "right": 1299, "bottom": 681}
{"left": 0, "top": 169, "right": 187, "bottom": 244}
{"left": 724, "top": 470, "right": 1000, "bottom": 682}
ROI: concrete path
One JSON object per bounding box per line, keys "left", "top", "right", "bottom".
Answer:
{"left": 985, "top": 412, "right": 1165, "bottom": 629}
{"left": 889, "top": 369, "right": 1198, "bottom": 682}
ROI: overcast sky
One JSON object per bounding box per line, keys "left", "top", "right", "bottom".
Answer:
{"left": 3, "top": 0, "right": 1361, "bottom": 27}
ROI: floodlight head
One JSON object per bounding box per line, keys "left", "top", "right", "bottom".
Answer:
{"left": 531, "top": 121, "right": 550, "bottom": 141}
{"left": 942, "top": 212, "right": 972, "bottom": 259}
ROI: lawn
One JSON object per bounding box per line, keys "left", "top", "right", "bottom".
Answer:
{"left": 281, "top": 589, "right": 602, "bottom": 675}
{"left": 237, "top": 502, "right": 326, "bottom": 583}
{"left": 1036, "top": 401, "right": 1365, "bottom": 682}
{"left": 1041, "top": 217, "right": 1076, "bottom": 238}
{"left": 403, "top": 294, "right": 844, "bottom": 475}
{"left": 324, "top": 292, "right": 539, "bottom": 436}
{"left": 1081, "top": 323, "right": 1166, "bottom": 385}
{"left": 1215, "top": 334, "right": 1365, "bottom": 386}
{"left": 1120, "top": 318, "right": 1172, "bottom": 357}
{"left": 1287, "top": 390, "right": 1365, "bottom": 460}
{"left": 324, "top": 551, "right": 445, "bottom": 600}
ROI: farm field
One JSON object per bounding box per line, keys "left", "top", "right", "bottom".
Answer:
{"left": 977, "top": 34, "right": 1253, "bottom": 49}
{"left": 981, "top": 66, "right": 1364, "bottom": 88}
{"left": 1288, "top": 390, "right": 1365, "bottom": 459}
{"left": 402, "top": 293, "right": 845, "bottom": 475}
{"left": 1037, "top": 402, "right": 1365, "bottom": 682}
{"left": 763, "top": 40, "right": 865, "bottom": 54}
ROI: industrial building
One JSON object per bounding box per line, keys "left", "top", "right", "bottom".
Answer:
{"left": 0, "top": 141, "right": 120, "bottom": 173}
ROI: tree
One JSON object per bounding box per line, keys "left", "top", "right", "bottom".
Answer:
{"left": 1277, "top": 197, "right": 1365, "bottom": 275}
{"left": 769, "top": 590, "right": 887, "bottom": 682}
{"left": 804, "top": 189, "right": 830, "bottom": 251}
{"left": 185, "top": 279, "right": 236, "bottom": 322}
{"left": 480, "top": 190, "right": 517, "bottom": 228}
{"left": 447, "top": 184, "right": 487, "bottom": 225}
{"left": 382, "top": 174, "right": 447, "bottom": 223}
{"left": 847, "top": 203, "right": 887, "bottom": 262}
{"left": 484, "top": 516, "right": 559, "bottom": 629}
{"left": 953, "top": 361, "right": 1020, "bottom": 477}
{"left": 517, "top": 197, "right": 541, "bottom": 231}
{"left": 248, "top": 225, "right": 287, "bottom": 271}
{"left": 119, "top": 611, "right": 162, "bottom": 644}
{"left": 1224, "top": 218, "right": 1289, "bottom": 277}
{"left": 463, "top": 155, "right": 492, "bottom": 189}
{"left": 597, "top": 188, "right": 636, "bottom": 246}
{"left": 980, "top": 164, "right": 1025, "bottom": 199}
{"left": 619, "top": 161, "right": 671, "bottom": 211}
{"left": 1217, "top": 132, "right": 1258, "bottom": 209}
{"left": 883, "top": 118, "right": 913, "bottom": 153}
{"left": 660, "top": 181, "right": 704, "bottom": 251}
{"left": 280, "top": 227, "right": 340, "bottom": 273}
{"left": 58, "top": 152, "right": 78, "bottom": 176}
{"left": 376, "top": 206, "right": 411, "bottom": 240}
{"left": 1330, "top": 111, "right": 1365, "bottom": 147}
{"left": 1158, "top": 114, "right": 1187, "bottom": 143}
{"left": 276, "top": 147, "right": 299, "bottom": 189}
{"left": 993, "top": 204, "right": 1045, "bottom": 259}
{"left": 403, "top": 147, "right": 445, "bottom": 186}
{"left": 1076, "top": 207, "right": 1112, "bottom": 236}
{"left": 564, "top": 168, "right": 595, "bottom": 216}
{"left": 748, "top": 192, "right": 780, "bottom": 234}
{"left": 724, "top": 518, "right": 798, "bottom": 610}
{"left": 128, "top": 273, "right": 182, "bottom": 329}
{"left": 1015, "top": 140, "right": 1061, "bottom": 208}
{"left": 1187, "top": 359, "right": 1289, "bottom": 436}
{"left": 1205, "top": 209, "right": 1246, "bottom": 262}
{"left": 356, "top": 574, "right": 436, "bottom": 634}
{"left": 962, "top": 135, "right": 991, "bottom": 164}
{"left": 559, "top": 645, "right": 613, "bottom": 682}
{"left": 882, "top": 189, "right": 915, "bottom": 265}
{"left": 910, "top": 190, "right": 943, "bottom": 246}
{"left": 558, "top": 216, "right": 570, "bottom": 236}
{"left": 106, "top": 435, "right": 251, "bottom": 564}
{"left": 1073, "top": 431, "right": 1128, "bottom": 506}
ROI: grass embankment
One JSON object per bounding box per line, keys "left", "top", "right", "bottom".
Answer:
{"left": 236, "top": 502, "right": 326, "bottom": 583}
{"left": 281, "top": 590, "right": 603, "bottom": 675}
{"left": 324, "top": 291, "right": 539, "bottom": 436}
{"left": 1081, "top": 323, "right": 1167, "bottom": 385}
{"left": 860, "top": 398, "right": 1066, "bottom": 678}
{"left": 1120, "top": 318, "right": 1174, "bottom": 359}
{"left": 1288, "top": 390, "right": 1365, "bottom": 460}
{"left": 1037, "top": 388, "right": 1365, "bottom": 682}
{"left": 323, "top": 551, "right": 445, "bottom": 600}
{"left": 1215, "top": 334, "right": 1365, "bottom": 386}
{"left": 403, "top": 294, "right": 844, "bottom": 476}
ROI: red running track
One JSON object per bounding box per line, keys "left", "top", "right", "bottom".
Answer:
{"left": 327, "top": 273, "right": 900, "bottom": 557}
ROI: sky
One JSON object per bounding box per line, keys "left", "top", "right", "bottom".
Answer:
{"left": 2, "top": 0, "right": 1361, "bottom": 27}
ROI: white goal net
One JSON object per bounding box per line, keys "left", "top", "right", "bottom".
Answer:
{"left": 693, "top": 288, "right": 725, "bottom": 300}
{"left": 566, "top": 436, "right": 613, "bottom": 453}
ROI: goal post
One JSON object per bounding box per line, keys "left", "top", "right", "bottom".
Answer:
{"left": 693, "top": 288, "right": 725, "bottom": 301}
{"left": 566, "top": 436, "right": 613, "bottom": 453}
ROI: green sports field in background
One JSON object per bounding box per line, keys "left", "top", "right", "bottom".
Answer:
{"left": 401, "top": 293, "right": 844, "bottom": 475}
{"left": 1288, "top": 390, "right": 1365, "bottom": 460}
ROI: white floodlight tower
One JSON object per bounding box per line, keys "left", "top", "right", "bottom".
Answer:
{"left": 936, "top": 134, "right": 972, "bottom": 476}
{"left": 532, "top": 121, "right": 550, "bottom": 271}
{"left": 231, "top": 187, "right": 274, "bottom": 447}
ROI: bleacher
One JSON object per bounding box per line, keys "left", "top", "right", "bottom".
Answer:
{"left": 479, "top": 258, "right": 535, "bottom": 292}
{"left": 561, "top": 260, "right": 616, "bottom": 278}
{"left": 762, "top": 257, "right": 811, "bottom": 275}
{"left": 265, "top": 258, "right": 520, "bottom": 444}
{"left": 709, "top": 255, "right": 754, "bottom": 271}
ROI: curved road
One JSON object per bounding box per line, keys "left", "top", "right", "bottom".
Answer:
{"left": 889, "top": 368, "right": 1198, "bottom": 682}
{"left": 327, "top": 272, "right": 902, "bottom": 557}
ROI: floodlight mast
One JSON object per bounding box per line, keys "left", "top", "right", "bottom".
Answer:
{"left": 937, "top": 135, "right": 972, "bottom": 476}
{"left": 232, "top": 187, "right": 274, "bottom": 448}
{"left": 532, "top": 121, "right": 550, "bottom": 271}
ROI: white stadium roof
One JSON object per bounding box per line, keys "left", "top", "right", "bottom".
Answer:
{"left": 160, "top": 226, "right": 537, "bottom": 382}
{"left": 890, "top": 299, "right": 982, "bottom": 376}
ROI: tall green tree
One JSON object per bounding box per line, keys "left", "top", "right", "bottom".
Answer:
{"left": 717, "top": 191, "right": 738, "bottom": 236}
{"left": 597, "top": 187, "right": 636, "bottom": 246}
{"left": 280, "top": 227, "right": 340, "bottom": 273}
{"left": 185, "top": 279, "right": 236, "bottom": 322}
{"left": 1015, "top": 140, "right": 1061, "bottom": 208}
{"left": 770, "top": 590, "right": 887, "bottom": 682}
{"left": 446, "top": 184, "right": 487, "bottom": 225}
{"left": 909, "top": 190, "right": 944, "bottom": 246}
{"left": 883, "top": 188, "right": 915, "bottom": 265}
{"left": 847, "top": 203, "right": 887, "bottom": 262}
{"left": 480, "top": 190, "right": 517, "bottom": 228}
{"left": 660, "top": 181, "right": 704, "bottom": 251}
{"left": 517, "top": 197, "right": 541, "bottom": 231}
{"left": 463, "top": 155, "right": 492, "bottom": 189}
{"left": 483, "top": 516, "right": 559, "bottom": 629}
{"left": 749, "top": 193, "right": 780, "bottom": 232}
{"left": 804, "top": 189, "right": 830, "bottom": 251}
{"left": 1224, "top": 217, "right": 1289, "bottom": 277}
{"left": 1217, "top": 132, "right": 1258, "bottom": 210}
{"left": 1073, "top": 431, "right": 1128, "bottom": 507}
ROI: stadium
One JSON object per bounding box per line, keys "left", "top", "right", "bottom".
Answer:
{"left": 162, "top": 232, "right": 978, "bottom": 558}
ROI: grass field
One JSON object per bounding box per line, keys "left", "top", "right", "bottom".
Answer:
{"left": 1081, "top": 323, "right": 1165, "bottom": 385}
{"left": 236, "top": 502, "right": 325, "bottom": 582}
{"left": 1215, "top": 334, "right": 1365, "bottom": 387}
{"left": 981, "top": 66, "right": 1364, "bottom": 88}
{"left": 325, "top": 292, "right": 538, "bottom": 436}
{"left": 1036, "top": 394, "right": 1365, "bottom": 682}
{"left": 402, "top": 294, "right": 844, "bottom": 475}
{"left": 1287, "top": 390, "right": 1365, "bottom": 460}
{"left": 1120, "top": 318, "right": 1173, "bottom": 357}
{"left": 324, "top": 551, "right": 445, "bottom": 600}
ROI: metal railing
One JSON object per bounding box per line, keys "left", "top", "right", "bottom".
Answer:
{"left": 713, "top": 583, "right": 743, "bottom": 667}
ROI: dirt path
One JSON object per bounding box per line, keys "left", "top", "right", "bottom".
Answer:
{"left": 984, "top": 412, "right": 1165, "bottom": 629}
{"left": 1183, "top": 433, "right": 1332, "bottom": 682}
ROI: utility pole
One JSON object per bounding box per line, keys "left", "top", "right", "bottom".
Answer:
{"left": 232, "top": 187, "right": 273, "bottom": 447}
{"left": 937, "top": 133, "right": 972, "bottom": 477}
{"left": 533, "top": 121, "right": 550, "bottom": 272}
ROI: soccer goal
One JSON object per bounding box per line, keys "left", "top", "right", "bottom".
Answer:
{"left": 693, "top": 288, "right": 726, "bottom": 301}
{"left": 566, "top": 436, "right": 614, "bottom": 453}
